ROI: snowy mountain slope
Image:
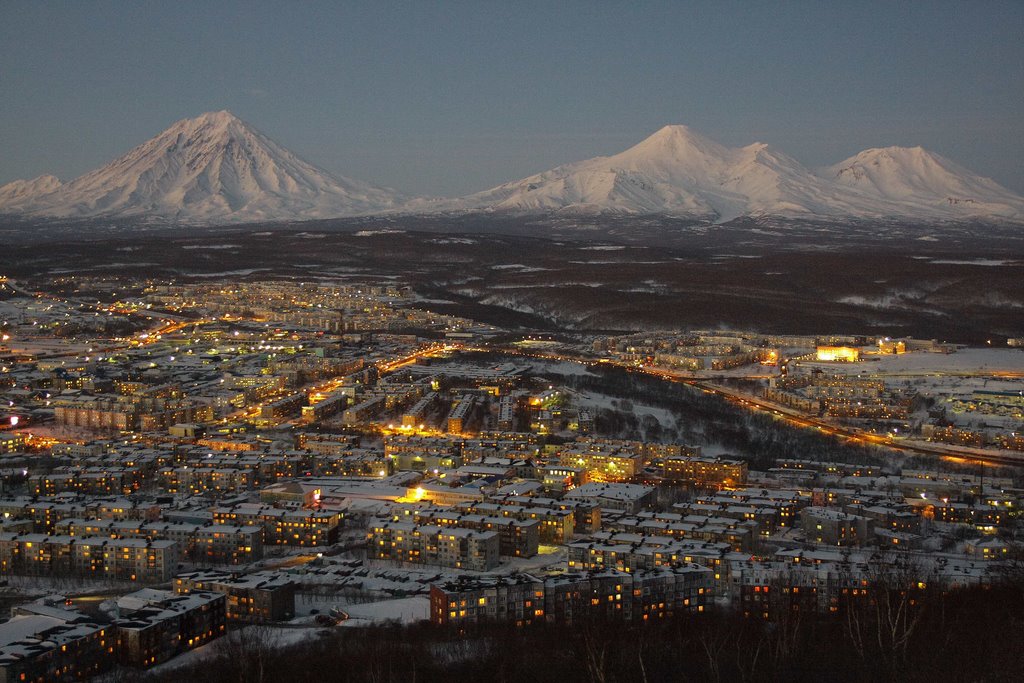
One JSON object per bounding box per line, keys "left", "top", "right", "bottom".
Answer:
{"left": 0, "top": 174, "right": 62, "bottom": 208}
{"left": 2, "top": 116, "right": 1022, "bottom": 225}
{"left": 432, "top": 126, "right": 735, "bottom": 218}
{"left": 0, "top": 111, "right": 403, "bottom": 222}
{"left": 822, "top": 146, "right": 1024, "bottom": 220}
{"left": 429, "top": 125, "right": 1024, "bottom": 222}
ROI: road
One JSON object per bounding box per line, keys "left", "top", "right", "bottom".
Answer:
{"left": 375, "top": 342, "right": 461, "bottom": 374}
{"left": 261, "top": 554, "right": 321, "bottom": 570}
{"left": 662, "top": 372, "right": 1024, "bottom": 467}
{"left": 478, "top": 344, "right": 1024, "bottom": 469}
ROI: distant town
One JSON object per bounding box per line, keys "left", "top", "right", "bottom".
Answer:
{"left": 0, "top": 272, "right": 1022, "bottom": 681}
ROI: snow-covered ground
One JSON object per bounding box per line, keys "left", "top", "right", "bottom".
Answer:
{"left": 927, "top": 258, "right": 1020, "bottom": 266}
{"left": 180, "top": 244, "right": 241, "bottom": 250}
{"left": 490, "top": 263, "right": 551, "bottom": 272}
{"left": 523, "top": 358, "right": 599, "bottom": 377}
{"left": 574, "top": 389, "right": 679, "bottom": 427}
{"left": 801, "top": 348, "right": 1024, "bottom": 376}
{"left": 338, "top": 596, "right": 429, "bottom": 626}
{"left": 427, "top": 237, "right": 477, "bottom": 245}
{"left": 1, "top": 338, "right": 93, "bottom": 356}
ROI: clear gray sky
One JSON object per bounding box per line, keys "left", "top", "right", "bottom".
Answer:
{"left": 2, "top": 1, "right": 1022, "bottom": 196}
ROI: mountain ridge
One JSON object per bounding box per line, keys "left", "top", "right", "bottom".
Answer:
{"left": 2, "top": 115, "right": 1022, "bottom": 225}
{"left": 434, "top": 125, "right": 1024, "bottom": 222}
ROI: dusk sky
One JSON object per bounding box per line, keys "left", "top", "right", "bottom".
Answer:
{"left": 2, "top": 1, "right": 1022, "bottom": 196}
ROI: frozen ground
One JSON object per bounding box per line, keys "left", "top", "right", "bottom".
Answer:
{"left": 338, "top": 596, "right": 429, "bottom": 626}
{"left": 181, "top": 244, "right": 241, "bottom": 249}
{"left": 524, "top": 358, "right": 600, "bottom": 377}
{"left": 801, "top": 348, "right": 1024, "bottom": 376}
{"left": 574, "top": 388, "right": 679, "bottom": 428}
{"left": 1, "top": 338, "right": 93, "bottom": 356}
{"left": 927, "top": 259, "right": 1021, "bottom": 266}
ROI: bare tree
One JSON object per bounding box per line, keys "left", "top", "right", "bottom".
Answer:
{"left": 842, "top": 552, "right": 929, "bottom": 678}
{"left": 208, "top": 620, "right": 278, "bottom": 683}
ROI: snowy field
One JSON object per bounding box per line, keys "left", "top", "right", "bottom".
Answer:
{"left": 338, "top": 596, "right": 429, "bottom": 626}
{"left": 2, "top": 339, "right": 93, "bottom": 356}
{"left": 800, "top": 348, "right": 1024, "bottom": 376}
{"left": 574, "top": 389, "right": 679, "bottom": 428}
{"left": 523, "top": 358, "right": 600, "bottom": 377}
{"left": 180, "top": 244, "right": 241, "bottom": 249}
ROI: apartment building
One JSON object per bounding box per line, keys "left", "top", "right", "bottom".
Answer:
{"left": 368, "top": 520, "right": 500, "bottom": 571}
{"left": 430, "top": 565, "right": 712, "bottom": 626}
{"left": 115, "top": 589, "right": 226, "bottom": 668}
{"left": 0, "top": 534, "right": 179, "bottom": 582}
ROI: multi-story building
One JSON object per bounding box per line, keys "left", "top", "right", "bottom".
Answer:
{"left": 801, "top": 507, "right": 874, "bottom": 546}
{"left": 0, "top": 534, "right": 179, "bottom": 582}
{"left": 446, "top": 396, "right": 475, "bottom": 434}
{"left": 156, "top": 466, "right": 254, "bottom": 495}
{"left": 259, "top": 393, "right": 306, "bottom": 420}
{"left": 301, "top": 390, "right": 349, "bottom": 422}
{"left": 541, "top": 464, "right": 588, "bottom": 493}
{"left": 384, "top": 434, "right": 464, "bottom": 472}
{"left": 368, "top": 520, "right": 500, "bottom": 571}
{"left": 0, "top": 607, "right": 113, "bottom": 683}
{"left": 404, "top": 509, "right": 539, "bottom": 558}
{"left": 662, "top": 455, "right": 748, "bottom": 487}
{"left": 341, "top": 395, "right": 386, "bottom": 425}
{"left": 604, "top": 511, "right": 758, "bottom": 551}
{"left": 496, "top": 395, "right": 517, "bottom": 431}
{"left": 557, "top": 445, "right": 642, "bottom": 483}
{"left": 54, "top": 395, "right": 213, "bottom": 432}
{"left": 458, "top": 501, "right": 575, "bottom": 545}
{"left": 566, "top": 536, "right": 732, "bottom": 577}
{"left": 0, "top": 432, "right": 26, "bottom": 455}
{"left": 210, "top": 503, "right": 340, "bottom": 546}
{"left": 55, "top": 518, "right": 263, "bottom": 565}
{"left": 488, "top": 494, "right": 602, "bottom": 536}
{"left": 430, "top": 565, "right": 712, "bottom": 626}
{"left": 30, "top": 467, "right": 146, "bottom": 497}
{"left": 563, "top": 482, "right": 655, "bottom": 514}
{"left": 115, "top": 589, "right": 226, "bottom": 668}
{"left": 174, "top": 570, "right": 296, "bottom": 621}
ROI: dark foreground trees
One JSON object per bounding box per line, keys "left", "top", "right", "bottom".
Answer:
{"left": 119, "top": 580, "right": 1023, "bottom": 683}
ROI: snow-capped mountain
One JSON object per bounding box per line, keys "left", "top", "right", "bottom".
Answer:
{"left": 0, "top": 111, "right": 403, "bottom": 222}
{"left": 432, "top": 125, "right": 1024, "bottom": 222}
{"left": 823, "top": 146, "right": 1024, "bottom": 220}
{"left": 2, "top": 116, "right": 1022, "bottom": 225}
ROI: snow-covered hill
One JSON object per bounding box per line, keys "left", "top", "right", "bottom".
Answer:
{"left": 0, "top": 174, "right": 63, "bottom": 207}
{"left": 430, "top": 125, "right": 1024, "bottom": 222}
{"left": 823, "top": 146, "right": 1024, "bottom": 220}
{"left": 0, "top": 111, "right": 403, "bottom": 222}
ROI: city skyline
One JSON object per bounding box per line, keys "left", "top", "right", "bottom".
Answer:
{"left": 2, "top": 1, "right": 1022, "bottom": 196}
